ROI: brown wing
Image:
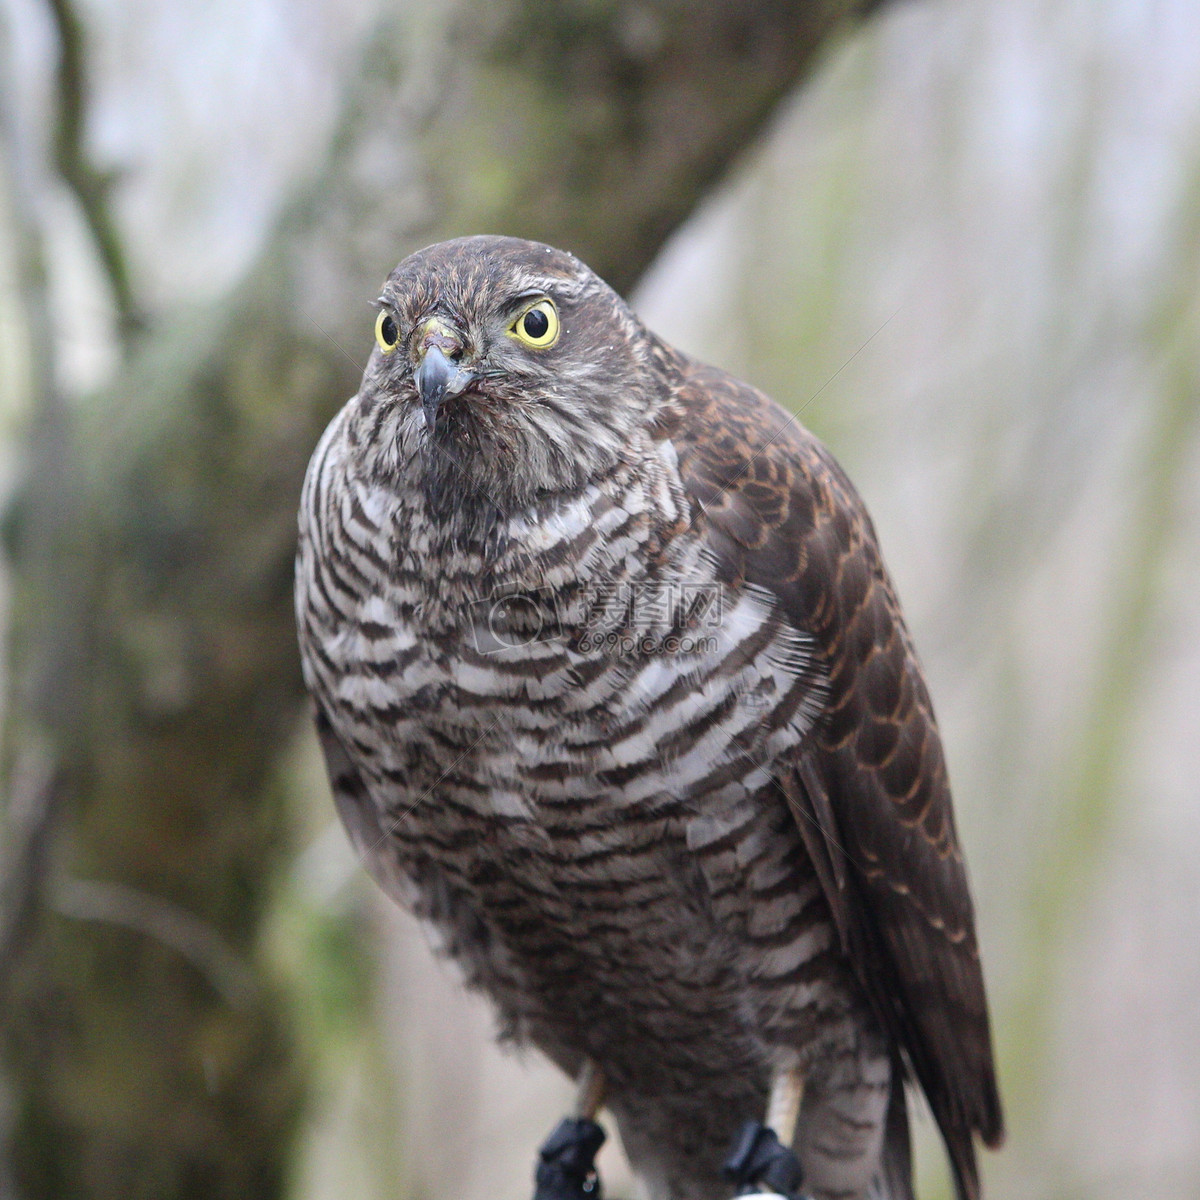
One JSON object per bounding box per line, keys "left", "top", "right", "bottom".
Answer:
{"left": 656, "top": 353, "right": 1003, "bottom": 1198}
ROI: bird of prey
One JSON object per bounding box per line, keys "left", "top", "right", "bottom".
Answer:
{"left": 295, "top": 236, "right": 1003, "bottom": 1200}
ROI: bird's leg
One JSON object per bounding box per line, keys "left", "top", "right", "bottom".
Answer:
{"left": 532, "top": 1060, "right": 607, "bottom": 1200}
{"left": 574, "top": 1058, "right": 606, "bottom": 1120}
{"left": 766, "top": 1067, "right": 804, "bottom": 1150}
{"left": 722, "top": 1068, "right": 809, "bottom": 1199}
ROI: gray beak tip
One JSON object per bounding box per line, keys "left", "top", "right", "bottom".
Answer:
{"left": 416, "top": 345, "right": 474, "bottom": 426}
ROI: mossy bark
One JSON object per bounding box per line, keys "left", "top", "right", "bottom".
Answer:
{"left": 1, "top": 1, "right": 884, "bottom": 1196}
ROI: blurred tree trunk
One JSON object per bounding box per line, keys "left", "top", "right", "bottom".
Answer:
{"left": 1, "top": 1, "right": 886, "bottom": 1196}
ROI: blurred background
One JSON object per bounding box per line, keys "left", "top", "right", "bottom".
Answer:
{"left": 1, "top": 1, "right": 1198, "bottom": 1198}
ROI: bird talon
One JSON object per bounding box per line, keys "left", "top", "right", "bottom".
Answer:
{"left": 722, "top": 1120, "right": 808, "bottom": 1200}
{"left": 533, "top": 1116, "right": 606, "bottom": 1200}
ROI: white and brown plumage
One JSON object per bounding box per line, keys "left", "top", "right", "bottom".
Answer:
{"left": 294, "top": 236, "right": 1003, "bottom": 1200}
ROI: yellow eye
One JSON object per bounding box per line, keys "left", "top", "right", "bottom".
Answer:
{"left": 375, "top": 309, "right": 400, "bottom": 354}
{"left": 510, "top": 299, "right": 559, "bottom": 349}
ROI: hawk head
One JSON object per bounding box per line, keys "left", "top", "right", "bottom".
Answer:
{"left": 359, "top": 235, "right": 662, "bottom": 516}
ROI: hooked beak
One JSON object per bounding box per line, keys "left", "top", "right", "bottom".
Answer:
{"left": 415, "top": 344, "right": 476, "bottom": 428}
